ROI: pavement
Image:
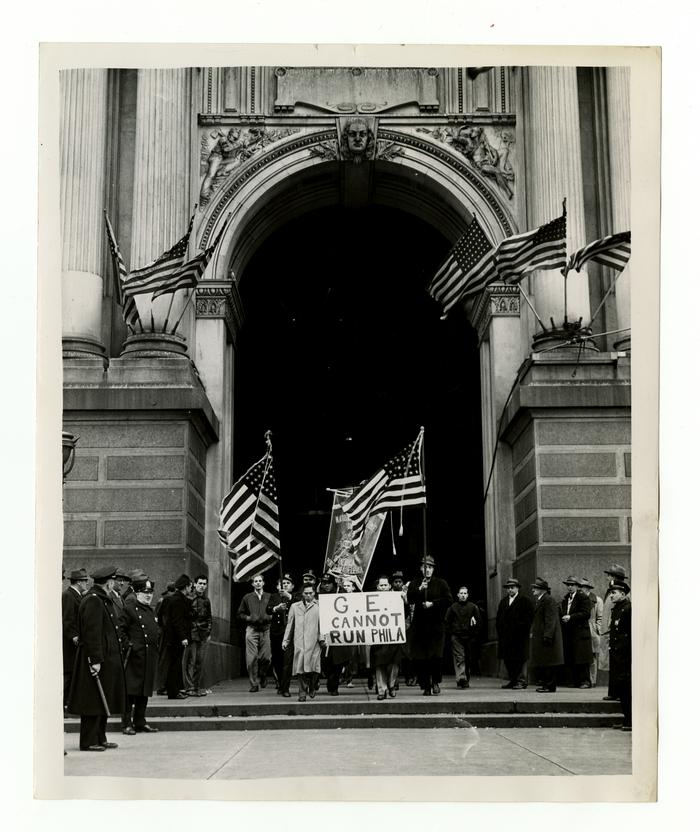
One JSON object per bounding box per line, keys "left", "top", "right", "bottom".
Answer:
{"left": 63, "top": 677, "right": 630, "bottom": 778}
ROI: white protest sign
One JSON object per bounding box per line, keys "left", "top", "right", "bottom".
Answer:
{"left": 319, "top": 591, "right": 406, "bottom": 646}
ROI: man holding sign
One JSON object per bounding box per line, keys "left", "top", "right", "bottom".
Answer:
{"left": 370, "top": 576, "right": 405, "bottom": 699}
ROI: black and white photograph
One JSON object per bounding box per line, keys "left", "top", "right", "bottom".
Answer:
{"left": 32, "top": 42, "right": 660, "bottom": 803}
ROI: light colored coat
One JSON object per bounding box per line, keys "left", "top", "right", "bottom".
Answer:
{"left": 283, "top": 599, "right": 322, "bottom": 675}
{"left": 588, "top": 593, "right": 604, "bottom": 653}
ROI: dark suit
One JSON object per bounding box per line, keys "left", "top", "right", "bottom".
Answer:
{"left": 61, "top": 585, "right": 82, "bottom": 707}
{"left": 68, "top": 585, "right": 126, "bottom": 749}
{"left": 496, "top": 592, "right": 534, "bottom": 687}
{"left": 407, "top": 575, "right": 453, "bottom": 692}
{"left": 609, "top": 597, "right": 632, "bottom": 727}
{"left": 159, "top": 590, "right": 192, "bottom": 698}
{"left": 529, "top": 593, "right": 564, "bottom": 691}
{"left": 560, "top": 589, "right": 594, "bottom": 686}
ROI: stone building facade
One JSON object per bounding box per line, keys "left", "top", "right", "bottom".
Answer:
{"left": 60, "top": 66, "right": 631, "bottom": 678}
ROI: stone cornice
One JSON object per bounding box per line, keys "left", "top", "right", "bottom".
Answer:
{"left": 472, "top": 283, "right": 521, "bottom": 343}
{"left": 195, "top": 279, "right": 244, "bottom": 346}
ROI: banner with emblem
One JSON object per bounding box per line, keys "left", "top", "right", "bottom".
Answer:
{"left": 323, "top": 488, "right": 385, "bottom": 590}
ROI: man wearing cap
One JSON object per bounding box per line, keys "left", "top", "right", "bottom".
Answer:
{"left": 120, "top": 578, "right": 160, "bottom": 734}
{"left": 496, "top": 578, "right": 534, "bottom": 689}
{"left": 560, "top": 576, "right": 594, "bottom": 688}
{"left": 529, "top": 578, "right": 564, "bottom": 692}
{"left": 159, "top": 574, "right": 193, "bottom": 699}
{"left": 237, "top": 574, "right": 272, "bottom": 692}
{"left": 580, "top": 578, "right": 604, "bottom": 687}
{"left": 62, "top": 568, "right": 89, "bottom": 708}
{"left": 608, "top": 581, "right": 632, "bottom": 730}
{"left": 68, "top": 565, "right": 126, "bottom": 752}
{"left": 406, "top": 556, "right": 453, "bottom": 696}
{"left": 183, "top": 574, "right": 213, "bottom": 697}
{"left": 599, "top": 564, "right": 629, "bottom": 700}
{"left": 267, "top": 573, "right": 296, "bottom": 697}
{"left": 111, "top": 569, "right": 131, "bottom": 610}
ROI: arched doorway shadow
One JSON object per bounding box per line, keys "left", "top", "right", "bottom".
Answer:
{"left": 233, "top": 202, "right": 486, "bottom": 610}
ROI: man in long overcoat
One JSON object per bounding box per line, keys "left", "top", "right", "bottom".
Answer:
{"left": 159, "top": 573, "right": 193, "bottom": 699}
{"left": 608, "top": 580, "right": 632, "bottom": 730}
{"left": 267, "top": 572, "right": 296, "bottom": 697}
{"left": 120, "top": 577, "right": 160, "bottom": 734}
{"left": 62, "top": 567, "right": 88, "bottom": 708}
{"left": 406, "top": 555, "right": 453, "bottom": 696}
{"left": 68, "top": 564, "right": 126, "bottom": 752}
{"left": 559, "top": 576, "right": 594, "bottom": 688}
{"left": 529, "top": 578, "right": 564, "bottom": 692}
{"left": 599, "top": 563, "right": 629, "bottom": 700}
{"left": 283, "top": 584, "right": 324, "bottom": 701}
{"left": 496, "top": 577, "right": 534, "bottom": 689}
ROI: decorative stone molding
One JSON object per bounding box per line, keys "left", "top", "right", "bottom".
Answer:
{"left": 472, "top": 284, "right": 521, "bottom": 343}
{"left": 195, "top": 279, "right": 244, "bottom": 345}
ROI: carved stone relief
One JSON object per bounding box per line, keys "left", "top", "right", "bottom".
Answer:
{"left": 339, "top": 116, "right": 375, "bottom": 163}
{"left": 417, "top": 124, "right": 515, "bottom": 199}
{"left": 472, "top": 284, "right": 521, "bottom": 343}
{"left": 199, "top": 126, "right": 298, "bottom": 206}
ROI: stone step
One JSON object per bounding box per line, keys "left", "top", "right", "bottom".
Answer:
{"left": 64, "top": 711, "right": 622, "bottom": 732}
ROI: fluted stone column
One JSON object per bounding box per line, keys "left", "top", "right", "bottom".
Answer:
{"left": 126, "top": 69, "right": 194, "bottom": 355}
{"left": 606, "top": 68, "right": 631, "bottom": 350}
{"left": 521, "top": 67, "right": 591, "bottom": 349}
{"left": 60, "top": 69, "right": 109, "bottom": 359}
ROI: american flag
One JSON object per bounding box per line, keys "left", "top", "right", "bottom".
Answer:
{"left": 341, "top": 430, "right": 426, "bottom": 551}
{"left": 494, "top": 211, "right": 567, "bottom": 284}
{"left": 151, "top": 221, "right": 227, "bottom": 300}
{"left": 568, "top": 230, "right": 631, "bottom": 273}
{"left": 122, "top": 211, "right": 196, "bottom": 298}
{"left": 104, "top": 212, "right": 141, "bottom": 330}
{"left": 219, "top": 449, "right": 281, "bottom": 582}
{"left": 427, "top": 217, "right": 498, "bottom": 316}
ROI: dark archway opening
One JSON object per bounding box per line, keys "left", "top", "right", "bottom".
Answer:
{"left": 232, "top": 203, "right": 486, "bottom": 632}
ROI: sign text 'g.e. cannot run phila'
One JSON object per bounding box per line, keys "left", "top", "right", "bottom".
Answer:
{"left": 318, "top": 592, "right": 406, "bottom": 646}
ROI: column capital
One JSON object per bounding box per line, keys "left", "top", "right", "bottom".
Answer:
{"left": 195, "top": 279, "right": 244, "bottom": 346}
{"left": 471, "top": 283, "right": 520, "bottom": 343}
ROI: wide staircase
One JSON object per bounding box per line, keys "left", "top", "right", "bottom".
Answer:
{"left": 64, "top": 676, "right": 621, "bottom": 732}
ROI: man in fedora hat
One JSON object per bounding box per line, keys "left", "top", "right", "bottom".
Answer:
{"left": 580, "top": 578, "right": 604, "bottom": 686}
{"left": 159, "top": 573, "right": 193, "bottom": 699}
{"left": 62, "top": 567, "right": 89, "bottom": 708}
{"left": 406, "top": 555, "right": 452, "bottom": 695}
{"left": 529, "top": 578, "right": 564, "bottom": 692}
{"left": 560, "top": 576, "right": 593, "bottom": 688}
{"left": 607, "top": 581, "right": 632, "bottom": 731}
{"left": 496, "top": 578, "right": 534, "bottom": 689}
{"left": 68, "top": 565, "right": 126, "bottom": 751}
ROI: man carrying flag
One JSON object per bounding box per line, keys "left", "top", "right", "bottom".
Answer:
{"left": 341, "top": 429, "right": 426, "bottom": 553}
{"left": 219, "top": 433, "right": 281, "bottom": 583}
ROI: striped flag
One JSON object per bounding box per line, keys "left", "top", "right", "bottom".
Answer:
{"left": 427, "top": 217, "right": 498, "bottom": 316}
{"left": 341, "top": 430, "right": 426, "bottom": 551}
{"left": 568, "top": 230, "right": 631, "bottom": 273}
{"left": 122, "top": 211, "right": 196, "bottom": 298}
{"left": 494, "top": 211, "right": 567, "bottom": 284}
{"left": 151, "top": 221, "right": 227, "bottom": 300}
{"left": 104, "top": 212, "right": 141, "bottom": 330}
{"left": 220, "top": 448, "right": 281, "bottom": 582}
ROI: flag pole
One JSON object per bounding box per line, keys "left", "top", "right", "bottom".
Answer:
{"left": 420, "top": 426, "right": 427, "bottom": 559}
{"left": 169, "top": 288, "right": 197, "bottom": 336}
{"left": 562, "top": 198, "right": 569, "bottom": 326}
{"left": 588, "top": 270, "right": 624, "bottom": 330}
{"left": 162, "top": 289, "right": 178, "bottom": 333}
{"left": 517, "top": 285, "right": 548, "bottom": 332}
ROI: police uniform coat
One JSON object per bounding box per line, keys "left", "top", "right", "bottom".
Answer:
{"left": 608, "top": 597, "right": 631, "bottom": 689}
{"left": 121, "top": 594, "right": 159, "bottom": 697}
{"left": 559, "top": 590, "right": 594, "bottom": 664}
{"left": 62, "top": 585, "right": 82, "bottom": 674}
{"left": 68, "top": 585, "right": 126, "bottom": 715}
{"left": 529, "top": 593, "right": 564, "bottom": 667}
{"left": 496, "top": 593, "right": 535, "bottom": 664}
{"left": 406, "top": 576, "right": 453, "bottom": 660}
{"left": 283, "top": 599, "right": 322, "bottom": 674}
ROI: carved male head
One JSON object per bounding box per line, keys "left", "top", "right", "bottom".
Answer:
{"left": 343, "top": 118, "right": 370, "bottom": 162}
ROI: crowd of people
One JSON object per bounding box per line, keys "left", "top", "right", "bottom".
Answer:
{"left": 62, "top": 557, "right": 632, "bottom": 751}
{"left": 62, "top": 566, "right": 212, "bottom": 751}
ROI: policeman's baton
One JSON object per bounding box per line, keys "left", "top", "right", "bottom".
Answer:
{"left": 123, "top": 645, "right": 132, "bottom": 670}
{"left": 92, "top": 670, "right": 111, "bottom": 717}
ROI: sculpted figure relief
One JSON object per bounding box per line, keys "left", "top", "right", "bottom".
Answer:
{"left": 340, "top": 117, "right": 375, "bottom": 164}
{"left": 199, "top": 126, "right": 298, "bottom": 205}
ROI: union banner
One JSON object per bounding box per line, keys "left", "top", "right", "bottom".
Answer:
{"left": 323, "top": 488, "right": 386, "bottom": 589}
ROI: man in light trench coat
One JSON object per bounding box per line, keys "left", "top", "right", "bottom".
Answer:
{"left": 283, "top": 584, "right": 325, "bottom": 702}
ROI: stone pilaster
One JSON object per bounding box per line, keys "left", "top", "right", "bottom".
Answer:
{"left": 606, "top": 68, "right": 631, "bottom": 350}
{"left": 60, "top": 69, "right": 109, "bottom": 360}
{"left": 128, "top": 69, "right": 194, "bottom": 355}
{"left": 520, "top": 67, "right": 591, "bottom": 348}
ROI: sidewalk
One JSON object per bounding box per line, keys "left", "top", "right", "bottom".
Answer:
{"left": 63, "top": 726, "right": 631, "bottom": 779}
